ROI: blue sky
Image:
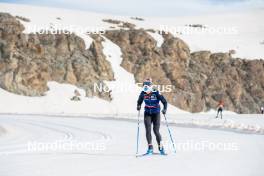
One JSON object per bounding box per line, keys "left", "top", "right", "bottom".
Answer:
{"left": 0, "top": 0, "right": 263, "bottom": 16}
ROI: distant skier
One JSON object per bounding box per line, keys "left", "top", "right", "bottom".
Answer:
{"left": 137, "top": 78, "right": 167, "bottom": 155}
{"left": 261, "top": 106, "right": 264, "bottom": 114}
{"left": 216, "top": 100, "right": 224, "bottom": 119}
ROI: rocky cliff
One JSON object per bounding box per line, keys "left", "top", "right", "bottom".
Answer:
{"left": 0, "top": 13, "right": 114, "bottom": 99}
{"left": 105, "top": 30, "right": 264, "bottom": 113}
{"left": 0, "top": 13, "right": 263, "bottom": 113}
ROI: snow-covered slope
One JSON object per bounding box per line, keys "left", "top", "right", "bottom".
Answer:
{"left": 0, "top": 3, "right": 263, "bottom": 59}
{"left": 0, "top": 80, "right": 186, "bottom": 115}
{"left": 0, "top": 82, "right": 113, "bottom": 114}
{"left": 139, "top": 11, "right": 264, "bottom": 59}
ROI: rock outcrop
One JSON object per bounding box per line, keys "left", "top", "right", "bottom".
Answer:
{"left": 102, "top": 19, "right": 136, "bottom": 29}
{"left": 105, "top": 29, "right": 264, "bottom": 113}
{"left": 0, "top": 13, "right": 114, "bottom": 99}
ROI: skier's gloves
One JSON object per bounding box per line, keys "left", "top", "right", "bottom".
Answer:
{"left": 162, "top": 109, "right": 167, "bottom": 115}
{"left": 137, "top": 105, "right": 141, "bottom": 111}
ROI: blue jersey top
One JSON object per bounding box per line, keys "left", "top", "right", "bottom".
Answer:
{"left": 137, "top": 91, "right": 167, "bottom": 114}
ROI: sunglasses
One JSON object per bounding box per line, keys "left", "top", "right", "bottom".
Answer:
{"left": 143, "top": 81, "right": 152, "bottom": 86}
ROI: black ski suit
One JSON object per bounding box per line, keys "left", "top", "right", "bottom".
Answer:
{"left": 137, "top": 91, "right": 167, "bottom": 146}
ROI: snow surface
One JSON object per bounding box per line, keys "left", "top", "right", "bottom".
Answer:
{"left": 147, "top": 31, "right": 164, "bottom": 47}
{"left": 0, "top": 126, "right": 5, "bottom": 136}
{"left": 0, "top": 3, "right": 263, "bottom": 59}
{"left": 0, "top": 114, "right": 264, "bottom": 176}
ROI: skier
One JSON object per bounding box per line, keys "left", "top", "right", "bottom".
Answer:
{"left": 261, "top": 106, "right": 264, "bottom": 114}
{"left": 216, "top": 100, "right": 224, "bottom": 119}
{"left": 137, "top": 78, "right": 167, "bottom": 155}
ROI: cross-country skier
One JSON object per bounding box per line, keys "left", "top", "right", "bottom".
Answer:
{"left": 137, "top": 78, "right": 167, "bottom": 155}
{"left": 216, "top": 100, "right": 224, "bottom": 119}
{"left": 261, "top": 106, "right": 264, "bottom": 114}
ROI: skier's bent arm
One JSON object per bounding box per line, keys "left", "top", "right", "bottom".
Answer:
{"left": 158, "top": 93, "right": 167, "bottom": 114}
{"left": 137, "top": 91, "right": 144, "bottom": 111}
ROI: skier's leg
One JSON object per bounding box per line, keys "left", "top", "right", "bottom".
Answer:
{"left": 144, "top": 113, "right": 152, "bottom": 146}
{"left": 153, "top": 113, "right": 166, "bottom": 154}
{"left": 220, "top": 109, "right": 223, "bottom": 119}
{"left": 216, "top": 109, "right": 219, "bottom": 118}
{"left": 152, "top": 113, "right": 162, "bottom": 146}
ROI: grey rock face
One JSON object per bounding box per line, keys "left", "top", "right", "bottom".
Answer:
{"left": 0, "top": 13, "right": 114, "bottom": 99}
{"left": 105, "top": 29, "right": 264, "bottom": 113}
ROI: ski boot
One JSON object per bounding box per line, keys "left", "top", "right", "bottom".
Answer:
{"left": 159, "top": 145, "right": 166, "bottom": 155}
{"left": 146, "top": 144, "right": 153, "bottom": 155}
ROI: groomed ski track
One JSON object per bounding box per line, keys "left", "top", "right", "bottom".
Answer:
{"left": 0, "top": 114, "right": 263, "bottom": 176}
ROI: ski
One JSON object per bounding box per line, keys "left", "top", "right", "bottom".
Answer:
{"left": 136, "top": 152, "right": 168, "bottom": 157}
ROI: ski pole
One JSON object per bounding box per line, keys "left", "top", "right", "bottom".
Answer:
{"left": 163, "top": 114, "right": 176, "bottom": 153}
{"left": 136, "top": 110, "right": 140, "bottom": 155}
